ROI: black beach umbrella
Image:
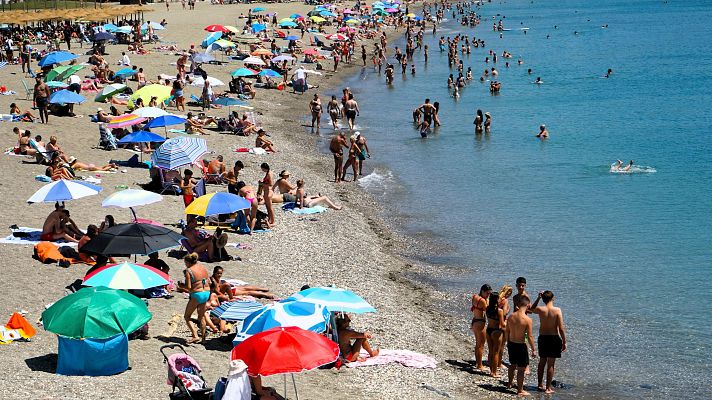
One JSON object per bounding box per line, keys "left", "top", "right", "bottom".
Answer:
{"left": 93, "top": 32, "right": 117, "bottom": 42}
{"left": 81, "top": 223, "right": 184, "bottom": 256}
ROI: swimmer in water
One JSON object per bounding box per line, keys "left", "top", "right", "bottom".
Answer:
{"left": 611, "top": 159, "right": 624, "bottom": 171}
{"left": 621, "top": 160, "right": 634, "bottom": 172}
{"left": 419, "top": 120, "right": 431, "bottom": 137}
{"left": 535, "top": 77, "right": 543, "bottom": 84}
{"left": 537, "top": 124, "right": 549, "bottom": 139}
{"left": 605, "top": 68, "right": 613, "bottom": 78}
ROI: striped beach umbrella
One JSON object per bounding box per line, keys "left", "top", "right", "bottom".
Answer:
{"left": 151, "top": 137, "right": 208, "bottom": 170}
{"left": 83, "top": 261, "right": 169, "bottom": 290}
{"left": 202, "top": 31, "right": 222, "bottom": 48}
{"left": 27, "top": 179, "right": 102, "bottom": 204}
{"left": 94, "top": 83, "right": 128, "bottom": 102}
{"left": 105, "top": 113, "right": 146, "bottom": 129}
{"left": 285, "top": 287, "right": 376, "bottom": 314}
{"left": 211, "top": 300, "right": 266, "bottom": 322}
{"left": 185, "top": 192, "right": 251, "bottom": 216}
{"left": 233, "top": 301, "right": 330, "bottom": 345}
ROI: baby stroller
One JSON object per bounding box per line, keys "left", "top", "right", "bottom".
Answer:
{"left": 161, "top": 344, "right": 213, "bottom": 400}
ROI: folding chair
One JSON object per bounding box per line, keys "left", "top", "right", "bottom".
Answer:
{"left": 159, "top": 169, "right": 182, "bottom": 195}
{"left": 21, "top": 79, "right": 33, "bottom": 101}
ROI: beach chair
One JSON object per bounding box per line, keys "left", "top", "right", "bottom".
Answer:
{"left": 159, "top": 169, "right": 182, "bottom": 195}
{"left": 98, "top": 124, "right": 118, "bottom": 150}
{"left": 161, "top": 344, "right": 213, "bottom": 400}
{"left": 28, "top": 138, "right": 53, "bottom": 164}
{"left": 21, "top": 79, "right": 33, "bottom": 100}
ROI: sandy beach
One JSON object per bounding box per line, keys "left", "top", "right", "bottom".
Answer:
{"left": 0, "top": 2, "right": 506, "bottom": 399}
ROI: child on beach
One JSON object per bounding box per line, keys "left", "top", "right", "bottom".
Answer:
{"left": 505, "top": 295, "right": 537, "bottom": 396}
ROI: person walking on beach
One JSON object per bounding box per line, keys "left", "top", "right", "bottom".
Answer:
{"left": 344, "top": 94, "right": 360, "bottom": 130}
{"left": 330, "top": 132, "right": 349, "bottom": 183}
{"left": 531, "top": 291, "right": 567, "bottom": 394}
{"left": 470, "top": 284, "right": 492, "bottom": 371}
{"left": 505, "top": 296, "right": 537, "bottom": 396}
{"left": 309, "top": 93, "right": 322, "bottom": 133}
{"left": 327, "top": 95, "right": 340, "bottom": 130}
{"left": 33, "top": 77, "right": 50, "bottom": 124}
{"left": 181, "top": 253, "right": 210, "bottom": 344}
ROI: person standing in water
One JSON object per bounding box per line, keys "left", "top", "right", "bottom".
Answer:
{"left": 531, "top": 290, "right": 567, "bottom": 394}
{"left": 505, "top": 295, "right": 537, "bottom": 396}
{"left": 537, "top": 124, "right": 549, "bottom": 139}
{"left": 344, "top": 94, "right": 360, "bottom": 130}
{"left": 474, "top": 109, "right": 484, "bottom": 133}
{"left": 484, "top": 112, "right": 492, "bottom": 133}
{"left": 327, "top": 95, "right": 340, "bottom": 130}
{"left": 329, "top": 132, "right": 349, "bottom": 183}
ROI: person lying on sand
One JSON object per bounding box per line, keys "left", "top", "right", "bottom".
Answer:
{"left": 45, "top": 154, "right": 75, "bottom": 181}
{"left": 68, "top": 156, "right": 118, "bottom": 172}
{"left": 336, "top": 314, "right": 379, "bottom": 362}
{"left": 210, "top": 266, "right": 275, "bottom": 301}
{"left": 295, "top": 179, "right": 342, "bottom": 210}
{"left": 10, "top": 103, "right": 36, "bottom": 122}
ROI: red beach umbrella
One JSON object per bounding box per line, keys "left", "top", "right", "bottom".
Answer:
{"left": 231, "top": 326, "right": 339, "bottom": 377}
{"left": 303, "top": 48, "right": 320, "bottom": 56}
{"left": 205, "top": 24, "right": 229, "bottom": 33}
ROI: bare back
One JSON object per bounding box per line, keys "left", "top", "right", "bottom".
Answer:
{"left": 506, "top": 311, "right": 532, "bottom": 344}
{"left": 535, "top": 305, "right": 563, "bottom": 336}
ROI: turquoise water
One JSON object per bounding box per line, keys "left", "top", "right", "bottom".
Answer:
{"left": 336, "top": 0, "right": 712, "bottom": 398}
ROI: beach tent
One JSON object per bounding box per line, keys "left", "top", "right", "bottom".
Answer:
{"left": 56, "top": 333, "right": 129, "bottom": 376}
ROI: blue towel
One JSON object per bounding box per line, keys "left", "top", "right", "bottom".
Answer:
{"left": 282, "top": 203, "right": 327, "bottom": 214}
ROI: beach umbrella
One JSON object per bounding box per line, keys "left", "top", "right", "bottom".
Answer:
{"left": 106, "top": 113, "right": 146, "bottom": 129}
{"left": 289, "top": 13, "right": 304, "bottom": 19}
{"left": 251, "top": 23, "right": 267, "bottom": 33}
{"left": 204, "top": 24, "right": 229, "bottom": 33}
{"left": 115, "top": 68, "right": 137, "bottom": 78}
{"left": 252, "top": 7, "right": 266, "bottom": 12}
{"left": 94, "top": 83, "right": 128, "bottom": 102}
{"left": 310, "top": 16, "right": 326, "bottom": 23}
{"left": 278, "top": 18, "right": 294, "bottom": 23}
{"left": 233, "top": 301, "right": 330, "bottom": 345}
{"left": 342, "top": 9, "right": 354, "bottom": 14}
{"left": 190, "top": 76, "right": 225, "bottom": 87}
{"left": 117, "top": 130, "right": 166, "bottom": 145}
{"left": 337, "top": 27, "right": 357, "bottom": 33}
{"left": 144, "top": 114, "right": 187, "bottom": 130}
{"left": 224, "top": 25, "right": 240, "bottom": 33}
{"left": 27, "top": 179, "right": 102, "bottom": 204}
{"left": 284, "top": 286, "right": 376, "bottom": 313}
{"left": 284, "top": 35, "right": 299, "bottom": 41}
{"left": 271, "top": 55, "right": 294, "bottom": 63}
{"left": 212, "top": 96, "right": 252, "bottom": 111}
{"left": 406, "top": 13, "right": 416, "bottom": 18}
{"left": 201, "top": 31, "right": 222, "bottom": 48}
{"left": 132, "top": 106, "right": 169, "bottom": 118}
{"left": 192, "top": 52, "right": 215, "bottom": 63}
{"left": 42, "top": 287, "right": 151, "bottom": 339}
{"left": 93, "top": 31, "right": 116, "bottom": 42}
{"left": 141, "top": 21, "right": 165, "bottom": 31}
{"left": 258, "top": 69, "right": 282, "bottom": 78}
{"left": 185, "top": 192, "right": 251, "bottom": 217}
{"left": 152, "top": 136, "right": 208, "bottom": 170}
{"left": 80, "top": 223, "right": 184, "bottom": 256}
{"left": 302, "top": 48, "right": 320, "bottom": 56}
{"left": 211, "top": 300, "right": 266, "bottom": 322}
{"left": 325, "top": 33, "right": 348, "bottom": 41}
{"left": 115, "top": 26, "right": 133, "bottom": 34}
{"left": 251, "top": 48, "right": 272, "bottom": 57}
{"left": 231, "top": 67, "right": 257, "bottom": 77}
{"left": 38, "top": 51, "right": 78, "bottom": 67}
{"left": 49, "top": 89, "right": 85, "bottom": 104}
{"left": 83, "top": 261, "right": 169, "bottom": 290}
{"left": 129, "top": 84, "right": 172, "bottom": 108}
{"left": 103, "top": 23, "right": 119, "bottom": 32}
{"left": 45, "top": 81, "right": 68, "bottom": 89}
{"left": 102, "top": 188, "right": 163, "bottom": 220}
{"left": 242, "top": 56, "right": 266, "bottom": 66}
{"left": 231, "top": 327, "right": 340, "bottom": 384}
{"left": 345, "top": 19, "right": 361, "bottom": 25}
{"left": 279, "top": 21, "right": 298, "bottom": 28}
{"left": 211, "top": 39, "right": 236, "bottom": 49}
{"left": 307, "top": 10, "right": 324, "bottom": 17}
{"left": 319, "top": 11, "right": 336, "bottom": 17}
{"left": 385, "top": 8, "right": 399, "bottom": 13}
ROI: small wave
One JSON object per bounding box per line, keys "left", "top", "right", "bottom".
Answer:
{"left": 358, "top": 169, "right": 394, "bottom": 191}
{"left": 609, "top": 164, "right": 657, "bottom": 174}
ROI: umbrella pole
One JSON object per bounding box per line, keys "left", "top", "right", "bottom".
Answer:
{"left": 283, "top": 374, "right": 287, "bottom": 399}
{"left": 130, "top": 207, "right": 138, "bottom": 222}
{"left": 291, "top": 373, "right": 299, "bottom": 400}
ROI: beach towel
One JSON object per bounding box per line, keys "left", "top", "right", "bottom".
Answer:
{"left": 346, "top": 349, "right": 437, "bottom": 369}
{"left": 176, "top": 371, "right": 206, "bottom": 392}
{"left": 234, "top": 147, "right": 268, "bottom": 155}
{"left": 34, "top": 242, "right": 81, "bottom": 264}
{"left": 0, "top": 227, "right": 76, "bottom": 247}
{"left": 6, "top": 312, "right": 35, "bottom": 338}
{"left": 282, "top": 203, "right": 327, "bottom": 214}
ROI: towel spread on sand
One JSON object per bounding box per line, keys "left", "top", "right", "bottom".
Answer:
{"left": 282, "top": 203, "right": 327, "bottom": 214}
{"left": 0, "top": 227, "right": 77, "bottom": 247}
{"left": 346, "top": 349, "right": 437, "bottom": 369}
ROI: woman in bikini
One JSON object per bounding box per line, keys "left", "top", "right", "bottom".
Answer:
{"left": 259, "top": 163, "right": 275, "bottom": 225}
{"left": 471, "top": 284, "right": 492, "bottom": 371}
{"left": 486, "top": 291, "right": 506, "bottom": 377}
{"left": 295, "top": 179, "right": 342, "bottom": 210}
{"left": 182, "top": 253, "right": 211, "bottom": 344}
{"left": 309, "top": 93, "right": 322, "bottom": 133}
{"left": 498, "top": 285, "right": 513, "bottom": 371}
{"left": 237, "top": 181, "right": 259, "bottom": 233}
{"left": 327, "top": 95, "right": 340, "bottom": 130}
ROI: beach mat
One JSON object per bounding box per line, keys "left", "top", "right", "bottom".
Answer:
{"left": 0, "top": 227, "right": 77, "bottom": 247}
{"left": 282, "top": 203, "right": 327, "bottom": 214}
{"left": 346, "top": 349, "right": 437, "bottom": 369}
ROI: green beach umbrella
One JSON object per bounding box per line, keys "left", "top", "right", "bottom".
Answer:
{"left": 41, "top": 287, "right": 151, "bottom": 339}
{"left": 45, "top": 64, "right": 84, "bottom": 82}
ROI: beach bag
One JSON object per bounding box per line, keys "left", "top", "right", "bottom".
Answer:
{"left": 58, "top": 246, "right": 80, "bottom": 259}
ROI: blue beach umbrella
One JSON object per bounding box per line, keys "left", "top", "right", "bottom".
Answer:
{"left": 285, "top": 286, "right": 376, "bottom": 314}
{"left": 258, "top": 69, "right": 282, "bottom": 78}
{"left": 144, "top": 115, "right": 187, "bottom": 129}
{"left": 115, "top": 68, "right": 137, "bottom": 78}
{"left": 151, "top": 137, "right": 208, "bottom": 170}
{"left": 93, "top": 31, "right": 116, "bottom": 42}
{"left": 103, "top": 23, "right": 119, "bottom": 32}
{"left": 202, "top": 31, "right": 222, "bottom": 48}
{"left": 212, "top": 97, "right": 248, "bottom": 107}
{"left": 115, "top": 26, "right": 133, "bottom": 34}
{"left": 230, "top": 67, "right": 257, "bottom": 77}
{"left": 252, "top": 7, "right": 266, "bottom": 12}
{"left": 184, "top": 192, "right": 251, "bottom": 216}
{"left": 211, "top": 300, "right": 266, "bottom": 322}
{"left": 233, "top": 301, "right": 330, "bottom": 345}
{"left": 320, "top": 11, "right": 336, "bottom": 17}
{"left": 285, "top": 35, "right": 299, "bottom": 40}
{"left": 117, "top": 130, "right": 166, "bottom": 144}
{"left": 49, "top": 89, "right": 85, "bottom": 104}
{"left": 251, "top": 23, "right": 267, "bottom": 33}
{"left": 279, "top": 21, "right": 298, "bottom": 28}
{"left": 27, "top": 179, "right": 102, "bottom": 204}
{"left": 38, "top": 51, "right": 78, "bottom": 67}
{"left": 289, "top": 13, "right": 304, "bottom": 19}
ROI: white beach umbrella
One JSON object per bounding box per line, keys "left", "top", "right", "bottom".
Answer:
{"left": 27, "top": 180, "right": 102, "bottom": 204}
{"left": 242, "top": 56, "right": 266, "bottom": 66}
{"left": 190, "top": 76, "right": 225, "bottom": 87}
{"left": 102, "top": 189, "right": 163, "bottom": 221}
{"left": 133, "top": 107, "right": 170, "bottom": 118}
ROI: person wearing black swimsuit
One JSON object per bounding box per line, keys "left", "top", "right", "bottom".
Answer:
{"left": 486, "top": 291, "right": 506, "bottom": 378}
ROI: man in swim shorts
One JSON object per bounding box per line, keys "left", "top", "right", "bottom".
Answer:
{"left": 506, "top": 295, "right": 536, "bottom": 396}
{"left": 419, "top": 98, "right": 436, "bottom": 127}
{"left": 532, "top": 290, "right": 567, "bottom": 394}
{"left": 329, "top": 132, "right": 349, "bottom": 183}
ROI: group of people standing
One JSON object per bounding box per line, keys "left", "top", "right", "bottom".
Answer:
{"left": 471, "top": 277, "right": 567, "bottom": 396}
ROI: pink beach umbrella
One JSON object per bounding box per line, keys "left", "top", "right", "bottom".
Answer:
{"left": 325, "top": 33, "right": 348, "bottom": 41}
{"left": 106, "top": 113, "right": 147, "bottom": 129}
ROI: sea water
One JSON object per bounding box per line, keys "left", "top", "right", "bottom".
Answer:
{"left": 334, "top": 0, "right": 712, "bottom": 398}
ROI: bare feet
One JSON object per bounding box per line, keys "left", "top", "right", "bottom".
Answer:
{"left": 518, "top": 390, "right": 531, "bottom": 397}
{"left": 368, "top": 348, "right": 380, "bottom": 358}
{"left": 545, "top": 388, "right": 555, "bottom": 394}
{"left": 537, "top": 386, "right": 546, "bottom": 392}
{"left": 186, "top": 337, "right": 200, "bottom": 344}
{"left": 356, "top": 356, "right": 367, "bottom": 362}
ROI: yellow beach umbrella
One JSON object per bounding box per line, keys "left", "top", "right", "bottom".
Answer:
{"left": 406, "top": 13, "right": 416, "bottom": 18}
{"left": 128, "top": 84, "right": 172, "bottom": 108}
{"left": 213, "top": 39, "right": 236, "bottom": 48}
{"left": 310, "top": 16, "right": 326, "bottom": 23}
{"left": 185, "top": 192, "right": 251, "bottom": 217}
{"left": 278, "top": 18, "right": 294, "bottom": 23}
{"left": 345, "top": 19, "right": 360, "bottom": 25}
{"left": 224, "top": 25, "right": 239, "bottom": 33}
